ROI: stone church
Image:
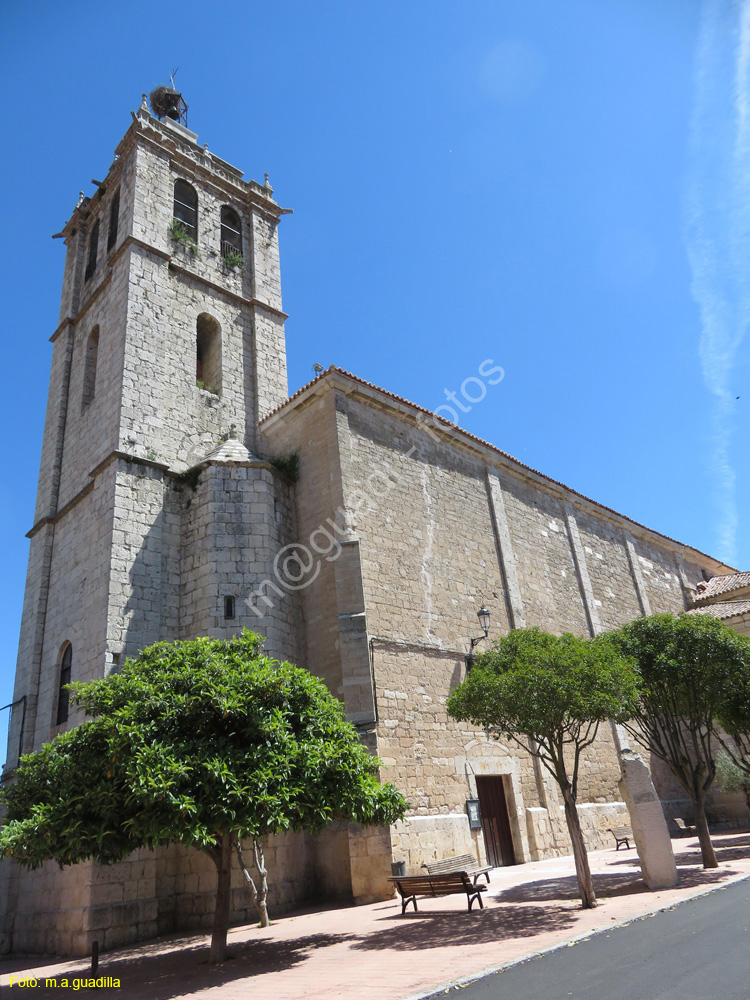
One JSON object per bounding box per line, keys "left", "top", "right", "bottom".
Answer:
{"left": 0, "top": 92, "right": 744, "bottom": 956}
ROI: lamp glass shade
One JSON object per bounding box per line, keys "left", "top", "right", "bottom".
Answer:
{"left": 477, "top": 606, "right": 490, "bottom": 635}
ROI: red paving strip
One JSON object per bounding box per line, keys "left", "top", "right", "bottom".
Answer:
{"left": 3, "top": 833, "right": 750, "bottom": 999}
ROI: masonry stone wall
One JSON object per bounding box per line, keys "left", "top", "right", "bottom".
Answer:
{"left": 120, "top": 248, "right": 251, "bottom": 470}
{"left": 257, "top": 391, "right": 346, "bottom": 698}
{"left": 500, "top": 474, "right": 591, "bottom": 635}
{"left": 29, "top": 474, "right": 116, "bottom": 750}
{"left": 54, "top": 260, "right": 128, "bottom": 513}
{"left": 33, "top": 327, "right": 75, "bottom": 525}
{"left": 124, "top": 116, "right": 288, "bottom": 452}
{"left": 0, "top": 850, "right": 159, "bottom": 958}
{"left": 105, "top": 462, "right": 181, "bottom": 665}
{"left": 574, "top": 509, "right": 644, "bottom": 627}
{"left": 179, "top": 461, "right": 301, "bottom": 662}
{"left": 262, "top": 379, "right": 731, "bottom": 875}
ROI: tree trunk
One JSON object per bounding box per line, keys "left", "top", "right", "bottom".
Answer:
{"left": 692, "top": 794, "right": 718, "bottom": 869}
{"left": 209, "top": 833, "right": 233, "bottom": 963}
{"left": 561, "top": 786, "right": 597, "bottom": 908}
{"left": 234, "top": 836, "right": 271, "bottom": 927}
{"left": 253, "top": 839, "right": 270, "bottom": 927}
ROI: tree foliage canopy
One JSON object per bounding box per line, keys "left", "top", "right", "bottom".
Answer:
{"left": 608, "top": 612, "right": 750, "bottom": 868}
{"left": 447, "top": 627, "right": 639, "bottom": 791}
{"left": 0, "top": 631, "right": 407, "bottom": 870}
{"left": 447, "top": 627, "right": 639, "bottom": 909}
{"left": 609, "top": 613, "right": 750, "bottom": 782}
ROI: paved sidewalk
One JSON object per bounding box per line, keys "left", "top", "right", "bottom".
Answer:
{"left": 3, "top": 832, "right": 750, "bottom": 999}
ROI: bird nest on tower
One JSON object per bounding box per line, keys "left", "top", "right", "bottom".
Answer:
{"left": 149, "top": 86, "right": 188, "bottom": 125}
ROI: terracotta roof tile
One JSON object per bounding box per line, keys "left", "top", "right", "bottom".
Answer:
{"left": 693, "top": 572, "right": 750, "bottom": 603}
{"left": 687, "top": 601, "right": 750, "bottom": 621}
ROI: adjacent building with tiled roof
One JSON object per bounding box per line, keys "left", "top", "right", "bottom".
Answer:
{"left": 687, "top": 573, "right": 750, "bottom": 635}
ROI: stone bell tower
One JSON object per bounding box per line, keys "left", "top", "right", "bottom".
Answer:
{"left": 3, "top": 91, "right": 301, "bottom": 787}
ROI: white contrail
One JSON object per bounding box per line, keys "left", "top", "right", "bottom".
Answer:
{"left": 685, "top": 0, "right": 750, "bottom": 566}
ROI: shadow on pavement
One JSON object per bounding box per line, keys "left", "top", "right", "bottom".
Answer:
{"left": 9, "top": 932, "right": 354, "bottom": 1000}
{"left": 352, "top": 903, "right": 577, "bottom": 951}
{"left": 673, "top": 840, "right": 750, "bottom": 866}
{"left": 493, "top": 865, "right": 735, "bottom": 904}
{"left": 706, "top": 833, "right": 750, "bottom": 848}
{"left": 604, "top": 836, "right": 750, "bottom": 868}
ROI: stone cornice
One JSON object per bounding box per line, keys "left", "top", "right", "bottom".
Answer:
{"left": 26, "top": 451, "right": 170, "bottom": 537}
{"left": 26, "top": 447, "right": 294, "bottom": 537}
{"left": 50, "top": 272, "right": 113, "bottom": 342}
{"left": 120, "top": 114, "right": 291, "bottom": 221}
{"left": 167, "top": 259, "right": 288, "bottom": 318}
{"left": 26, "top": 480, "right": 95, "bottom": 539}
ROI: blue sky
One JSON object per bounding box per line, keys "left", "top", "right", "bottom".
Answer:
{"left": 1, "top": 0, "right": 748, "bottom": 763}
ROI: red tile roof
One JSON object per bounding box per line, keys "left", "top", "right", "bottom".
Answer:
{"left": 693, "top": 572, "right": 750, "bottom": 603}
{"left": 687, "top": 601, "right": 750, "bottom": 621}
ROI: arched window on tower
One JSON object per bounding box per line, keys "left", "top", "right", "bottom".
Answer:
{"left": 220, "top": 206, "right": 243, "bottom": 262}
{"left": 82, "top": 326, "right": 100, "bottom": 409}
{"left": 56, "top": 643, "right": 72, "bottom": 726}
{"left": 107, "top": 189, "right": 120, "bottom": 253}
{"left": 173, "top": 179, "right": 198, "bottom": 239}
{"left": 196, "top": 313, "right": 222, "bottom": 394}
{"left": 84, "top": 219, "right": 100, "bottom": 282}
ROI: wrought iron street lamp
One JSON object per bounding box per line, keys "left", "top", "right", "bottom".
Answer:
{"left": 466, "top": 606, "right": 490, "bottom": 672}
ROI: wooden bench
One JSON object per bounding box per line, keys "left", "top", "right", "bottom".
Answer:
{"left": 673, "top": 817, "right": 695, "bottom": 836}
{"left": 608, "top": 826, "right": 633, "bottom": 851}
{"left": 389, "top": 872, "right": 487, "bottom": 914}
{"left": 422, "top": 853, "right": 492, "bottom": 885}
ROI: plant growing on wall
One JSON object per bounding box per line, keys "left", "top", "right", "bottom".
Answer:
{"left": 0, "top": 631, "right": 407, "bottom": 963}
{"left": 195, "top": 378, "right": 219, "bottom": 395}
{"left": 222, "top": 249, "right": 245, "bottom": 270}
{"left": 609, "top": 613, "right": 750, "bottom": 869}
{"left": 270, "top": 453, "right": 300, "bottom": 483}
{"left": 168, "top": 218, "right": 201, "bottom": 257}
{"left": 447, "top": 627, "right": 639, "bottom": 909}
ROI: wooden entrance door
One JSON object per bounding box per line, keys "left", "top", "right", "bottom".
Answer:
{"left": 476, "top": 776, "right": 516, "bottom": 867}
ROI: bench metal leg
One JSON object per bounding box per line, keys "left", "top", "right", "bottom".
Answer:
{"left": 467, "top": 891, "right": 484, "bottom": 911}
{"left": 401, "top": 895, "right": 418, "bottom": 915}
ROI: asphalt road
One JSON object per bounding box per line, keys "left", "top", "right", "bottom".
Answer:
{"left": 428, "top": 877, "right": 750, "bottom": 1000}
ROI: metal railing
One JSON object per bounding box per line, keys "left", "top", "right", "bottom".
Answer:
{"left": 221, "top": 240, "right": 243, "bottom": 261}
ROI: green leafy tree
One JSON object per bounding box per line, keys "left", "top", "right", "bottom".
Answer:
{"left": 715, "top": 751, "right": 750, "bottom": 817}
{"left": 610, "top": 613, "right": 750, "bottom": 869}
{"left": 447, "top": 628, "right": 639, "bottom": 909}
{"left": 0, "top": 631, "right": 407, "bottom": 963}
{"left": 711, "top": 630, "right": 750, "bottom": 807}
